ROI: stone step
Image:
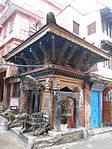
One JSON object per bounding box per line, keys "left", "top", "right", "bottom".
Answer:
{"left": 88, "top": 127, "right": 112, "bottom": 137}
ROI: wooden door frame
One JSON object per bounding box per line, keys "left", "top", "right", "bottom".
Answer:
{"left": 55, "top": 91, "right": 80, "bottom": 128}
{"left": 90, "top": 91, "right": 101, "bottom": 128}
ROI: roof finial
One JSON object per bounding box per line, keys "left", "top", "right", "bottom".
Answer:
{"left": 46, "top": 12, "right": 56, "bottom": 24}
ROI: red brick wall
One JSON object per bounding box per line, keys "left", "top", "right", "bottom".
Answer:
{"left": 103, "top": 101, "right": 110, "bottom": 125}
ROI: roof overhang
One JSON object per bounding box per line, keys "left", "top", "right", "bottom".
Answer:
{"left": 90, "top": 73, "right": 112, "bottom": 86}
{"left": 4, "top": 23, "right": 110, "bottom": 72}
{"left": 20, "top": 64, "right": 89, "bottom": 82}
{"left": 0, "top": 3, "right": 37, "bottom": 25}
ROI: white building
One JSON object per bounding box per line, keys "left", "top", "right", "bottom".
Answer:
{"left": 56, "top": 5, "right": 112, "bottom": 80}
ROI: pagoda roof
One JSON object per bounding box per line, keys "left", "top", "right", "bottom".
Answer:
{"left": 4, "top": 22, "right": 110, "bottom": 72}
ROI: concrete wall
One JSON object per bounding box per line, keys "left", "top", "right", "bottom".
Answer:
{"left": 57, "top": 6, "right": 84, "bottom": 38}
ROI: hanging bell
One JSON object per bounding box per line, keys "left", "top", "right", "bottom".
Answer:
{"left": 62, "top": 107, "right": 72, "bottom": 117}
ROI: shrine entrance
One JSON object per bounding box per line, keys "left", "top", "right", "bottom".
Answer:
{"left": 20, "top": 75, "right": 44, "bottom": 114}
{"left": 31, "top": 90, "right": 40, "bottom": 114}
{"left": 32, "top": 94, "right": 35, "bottom": 113}
{"left": 54, "top": 88, "right": 80, "bottom": 131}
{"left": 61, "top": 96, "right": 77, "bottom": 128}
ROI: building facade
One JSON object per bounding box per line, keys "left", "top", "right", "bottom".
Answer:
{"left": 56, "top": 5, "right": 112, "bottom": 128}
{"left": 4, "top": 17, "right": 109, "bottom": 130}
{"left": 0, "top": 0, "right": 63, "bottom": 109}
{"left": 0, "top": 0, "right": 112, "bottom": 129}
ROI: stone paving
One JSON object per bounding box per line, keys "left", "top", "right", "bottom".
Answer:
{"left": 1, "top": 115, "right": 112, "bottom": 149}
{"left": 46, "top": 132, "right": 112, "bottom": 149}
{"left": 0, "top": 116, "right": 27, "bottom": 149}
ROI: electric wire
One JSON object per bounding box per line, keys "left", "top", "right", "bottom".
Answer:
{"left": 0, "top": 63, "right": 44, "bottom": 68}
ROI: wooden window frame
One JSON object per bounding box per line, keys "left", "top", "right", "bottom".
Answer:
{"left": 9, "top": 19, "right": 14, "bottom": 33}
{"left": 3, "top": 26, "right": 7, "bottom": 38}
{"left": 87, "top": 21, "right": 96, "bottom": 36}
{"left": 73, "top": 21, "right": 79, "bottom": 35}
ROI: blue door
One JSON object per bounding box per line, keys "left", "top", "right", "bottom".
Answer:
{"left": 90, "top": 91, "right": 101, "bottom": 128}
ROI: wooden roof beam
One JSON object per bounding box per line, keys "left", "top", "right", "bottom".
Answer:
{"left": 39, "top": 42, "right": 48, "bottom": 58}
{"left": 64, "top": 45, "right": 78, "bottom": 66}
{"left": 83, "top": 61, "right": 97, "bottom": 71}
{"left": 75, "top": 50, "right": 87, "bottom": 70}
{"left": 51, "top": 35, "right": 55, "bottom": 62}
{"left": 4, "top": 23, "right": 110, "bottom": 62}
{"left": 82, "top": 55, "right": 100, "bottom": 71}
{"left": 84, "top": 53, "right": 94, "bottom": 65}
{"left": 50, "top": 24, "right": 110, "bottom": 60}
{"left": 71, "top": 47, "right": 80, "bottom": 68}
{"left": 30, "top": 48, "right": 40, "bottom": 64}
{"left": 57, "top": 41, "right": 69, "bottom": 65}
{"left": 22, "top": 57, "right": 30, "bottom": 65}
{"left": 20, "top": 53, "right": 33, "bottom": 65}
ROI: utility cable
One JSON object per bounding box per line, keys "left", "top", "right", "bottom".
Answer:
{"left": 0, "top": 63, "right": 44, "bottom": 68}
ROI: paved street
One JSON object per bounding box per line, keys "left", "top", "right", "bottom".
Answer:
{"left": 47, "top": 132, "right": 112, "bottom": 149}
{"left": 0, "top": 116, "right": 27, "bottom": 149}
{"left": 1, "top": 115, "right": 112, "bottom": 149}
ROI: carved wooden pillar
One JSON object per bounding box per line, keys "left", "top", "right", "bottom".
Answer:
{"left": 54, "top": 91, "right": 61, "bottom": 132}
{"left": 34, "top": 90, "right": 39, "bottom": 113}
{"left": 3, "top": 79, "right": 7, "bottom": 110}
{"left": 9, "top": 83, "right": 14, "bottom": 107}
{"left": 25, "top": 90, "right": 29, "bottom": 113}
{"left": 73, "top": 98, "right": 79, "bottom": 128}
{"left": 73, "top": 99, "right": 76, "bottom": 128}
{"left": 19, "top": 90, "right": 24, "bottom": 113}
{"left": 76, "top": 100, "right": 79, "bottom": 128}
{"left": 49, "top": 90, "right": 53, "bottom": 129}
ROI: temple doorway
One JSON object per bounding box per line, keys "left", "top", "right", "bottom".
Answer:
{"left": 54, "top": 87, "right": 80, "bottom": 131}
